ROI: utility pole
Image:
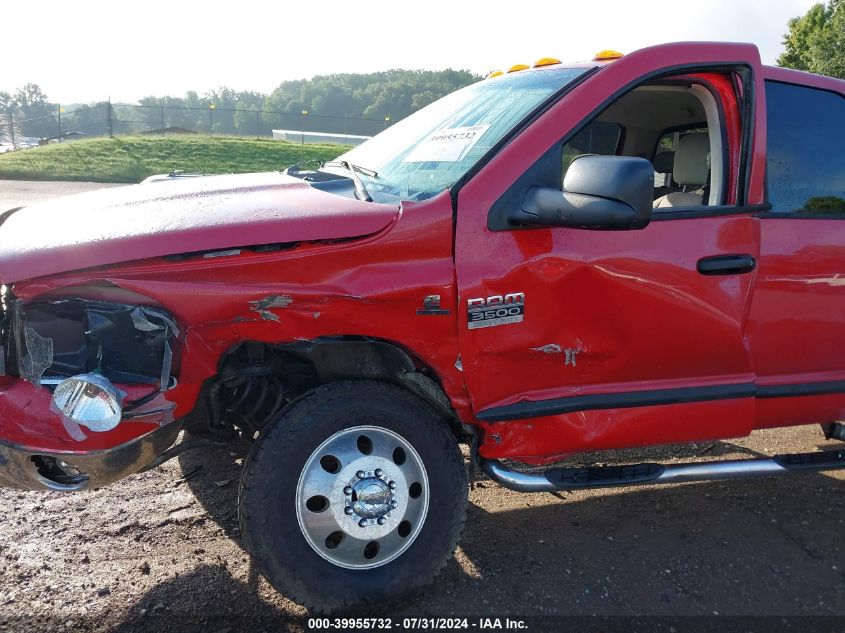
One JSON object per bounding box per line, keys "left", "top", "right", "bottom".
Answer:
{"left": 57, "top": 106, "right": 62, "bottom": 142}
{"left": 107, "top": 99, "right": 113, "bottom": 137}
{"left": 256, "top": 109, "right": 260, "bottom": 139}
{"left": 161, "top": 106, "right": 165, "bottom": 136}
{"left": 9, "top": 113, "right": 15, "bottom": 149}
{"left": 300, "top": 109, "right": 307, "bottom": 160}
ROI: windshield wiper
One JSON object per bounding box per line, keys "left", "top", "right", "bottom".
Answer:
{"left": 283, "top": 159, "right": 323, "bottom": 176}
{"left": 325, "top": 160, "right": 377, "bottom": 202}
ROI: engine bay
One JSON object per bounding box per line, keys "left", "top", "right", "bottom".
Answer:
{"left": 2, "top": 295, "right": 177, "bottom": 387}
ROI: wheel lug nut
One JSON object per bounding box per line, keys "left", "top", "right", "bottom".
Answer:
{"left": 388, "top": 480, "right": 396, "bottom": 489}
{"left": 390, "top": 500, "right": 398, "bottom": 509}
{"left": 359, "top": 519, "right": 367, "bottom": 527}
{"left": 343, "top": 486, "right": 353, "bottom": 495}
{"left": 344, "top": 506, "right": 354, "bottom": 515}
{"left": 375, "top": 468, "right": 383, "bottom": 477}
{"left": 377, "top": 517, "right": 386, "bottom": 525}
{"left": 356, "top": 470, "right": 366, "bottom": 479}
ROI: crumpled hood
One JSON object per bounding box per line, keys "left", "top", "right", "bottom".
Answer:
{"left": 0, "top": 172, "right": 399, "bottom": 284}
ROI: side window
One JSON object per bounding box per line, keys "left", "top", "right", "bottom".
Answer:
{"left": 562, "top": 121, "right": 623, "bottom": 174}
{"left": 490, "top": 77, "right": 738, "bottom": 230}
{"left": 555, "top": 82, "right": 730, "bottom": 209}
{"left": 766, "top": 81, "right": 845, "bottom": 213}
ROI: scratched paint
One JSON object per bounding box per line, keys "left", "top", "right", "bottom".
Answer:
{"left": 530, "top": 342, "right": 581, "bottom": 366}
{"left": 249, "top": 295, "right": 293, "bottom": 321}
{"left": 250, "top": 295, "right": 294, "bottom": 310}
{"left": 530, "top": 343, "right": 562, "bottom": 355}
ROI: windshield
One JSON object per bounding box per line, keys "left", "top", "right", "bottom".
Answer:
{"left": 331, "top": 66, "right": 590, "bottom": 203}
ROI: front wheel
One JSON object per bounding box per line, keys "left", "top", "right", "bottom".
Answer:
{"left": 238, "top": 381, "right": 468, "bottom": 612}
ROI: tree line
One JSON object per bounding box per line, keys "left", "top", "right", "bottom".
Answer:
{"left": 0, "top": 69, "right": 480, "bottom": 140}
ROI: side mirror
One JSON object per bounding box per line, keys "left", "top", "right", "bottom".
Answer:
{"left": 511, "top": 155, "right": 654, "bottom": 230}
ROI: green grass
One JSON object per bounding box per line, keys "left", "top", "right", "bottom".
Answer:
{"left": 0, "top": 135, "right": 347, "bottom": 183}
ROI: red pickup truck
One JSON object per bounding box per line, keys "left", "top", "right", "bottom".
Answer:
{"left": 2, "top": 41, "right": 845, "bottom": 611}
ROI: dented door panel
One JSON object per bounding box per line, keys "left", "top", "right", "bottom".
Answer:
{"left": 455, "top": 43, "right": 767, "bottom": 458}
{"left": 457, "top": 216, "right": 759, "bottom": 434}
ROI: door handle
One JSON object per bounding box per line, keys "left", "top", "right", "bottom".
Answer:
{"left": 697, "top": 254, "right": 756, "bottom": 276}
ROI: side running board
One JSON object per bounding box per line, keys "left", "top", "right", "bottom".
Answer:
{"left": 480, "top": 450, "right": 845, "bottom": 493}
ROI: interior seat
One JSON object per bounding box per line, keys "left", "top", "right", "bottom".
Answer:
{"left": 653, "top": 133, "right": 710, "bottom": 208}
{"left": 652, "top": 151, "right": 678, "bottom": 199}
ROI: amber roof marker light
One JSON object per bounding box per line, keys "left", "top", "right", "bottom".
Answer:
{"left": 593, "top": 50, "right": 624, "bottom": 61}
{"left": 490, "top": 51, "right": 617, "bottom": 79}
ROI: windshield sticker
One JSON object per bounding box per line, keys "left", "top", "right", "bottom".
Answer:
{"left": 402, "top": 124, "right": 491, "bottom": 163}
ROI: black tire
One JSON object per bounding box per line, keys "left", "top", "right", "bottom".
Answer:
{"left": 238, "top": 380, "right": 468, "bottom": 612}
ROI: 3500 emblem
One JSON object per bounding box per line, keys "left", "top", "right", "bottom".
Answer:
{"left": 467, "top": 292, "right": 525, "bottom": 329}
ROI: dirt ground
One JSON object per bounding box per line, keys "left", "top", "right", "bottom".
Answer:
{"left": 1, "top": 181, "right": 844, "bottom": 632}
{"left": 2, "top": 427, "right": 843, "bottom": 632}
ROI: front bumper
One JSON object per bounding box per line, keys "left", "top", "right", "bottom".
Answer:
{"left": 0, "top": 421, "right": 181, "bottom": 491}
{"left": 0, "top": 375, "right": 183, "bottom": 491}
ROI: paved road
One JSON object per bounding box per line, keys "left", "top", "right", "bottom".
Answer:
{"left": 0, "top": 179, "right": 124, "bottom": 212}
{"left": 0, "top": 180, "right": 843, "bottom": 632}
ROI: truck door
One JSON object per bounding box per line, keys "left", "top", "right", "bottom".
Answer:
{"left": 454, "top": 44, "right": 767, "bottom": 459}
{"left": 748, "top": 73, "right": 845, "bottom": 428}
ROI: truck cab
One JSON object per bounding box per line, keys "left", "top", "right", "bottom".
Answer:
{"left": 1, "top": 42, "right": 845, "bottom": 611}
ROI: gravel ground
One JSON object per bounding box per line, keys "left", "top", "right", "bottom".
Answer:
{"left": 1, "top": 180, "right": 844, "bottom": 632}
{"left": 1, "top": 427, "right": 843, "bottom": 632}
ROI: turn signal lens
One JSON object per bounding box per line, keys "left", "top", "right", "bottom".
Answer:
{"left": 52, "top": 373, "right": 123, "bottom": 432}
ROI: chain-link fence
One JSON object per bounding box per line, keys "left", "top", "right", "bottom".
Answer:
{"left": 0, "top": 101, "right": 395, "bottom": 150}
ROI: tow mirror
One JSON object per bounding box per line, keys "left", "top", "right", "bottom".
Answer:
{"left": 512, "top": 155, "right": 653, "bottom": 230}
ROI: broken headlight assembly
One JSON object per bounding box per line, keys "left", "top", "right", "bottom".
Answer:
{"left": 2, "top": 294, "right": 178, "bottom": 428}
{"left": 52, "top": 372, "right": 124, "bottom": 432}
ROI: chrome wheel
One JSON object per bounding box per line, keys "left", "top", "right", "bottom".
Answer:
{"left": 295, "top": 425, "right": 430, "bottom": 569}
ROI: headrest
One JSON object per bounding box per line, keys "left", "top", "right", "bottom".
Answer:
{"left": 673, "top": 133, "right": 710, "bottom": 186}
{"left": 652, "top": 151, "right": 675, "bottom": 174}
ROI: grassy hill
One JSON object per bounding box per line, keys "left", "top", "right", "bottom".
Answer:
{"left": 0, "top": 135, "right": 347, "bottom": 183}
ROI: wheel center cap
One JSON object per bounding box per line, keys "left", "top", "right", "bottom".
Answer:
{"left": 352, "top": 478, "right": 392, "bottom": 518}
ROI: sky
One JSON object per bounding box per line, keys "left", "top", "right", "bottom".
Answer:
{"left": 2, "top": 0, "right": 818, "bottom": 105}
